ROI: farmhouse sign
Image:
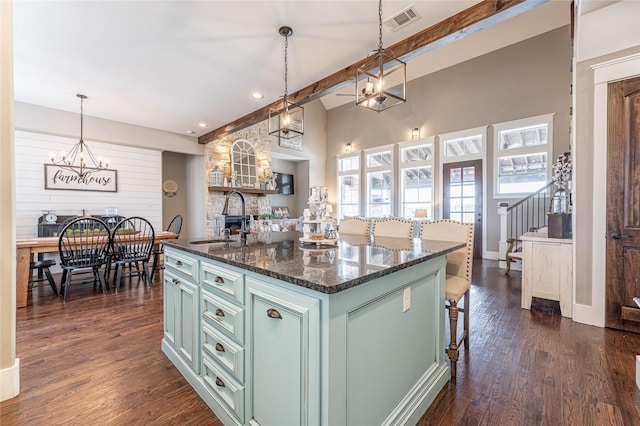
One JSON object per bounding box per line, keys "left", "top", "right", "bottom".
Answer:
{"left": 44, "top": 164, "right": 118, "bottom": 192}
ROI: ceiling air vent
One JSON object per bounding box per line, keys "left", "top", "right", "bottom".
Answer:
{"left": 383, "top": 5, "right": 421, "bottom": 32}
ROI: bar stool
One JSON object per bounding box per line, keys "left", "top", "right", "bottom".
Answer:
{"left": 29, "top": 259, "right": 59, "bottom": 296}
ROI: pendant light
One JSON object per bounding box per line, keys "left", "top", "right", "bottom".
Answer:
{"left": 356, "top": 0, "right": 406, "bottom": 112}
{"left": 50, "top": 94, "right": 109, "bottom": 178}
{"left": 269, "top": 26, "right": 304, "bottom": 141}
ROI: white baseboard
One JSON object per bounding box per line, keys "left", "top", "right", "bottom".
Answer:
{"left": 484, "top": 250, "right": 499, "bottom": 260}
{"left": 0, "top": 358, "right": 20, "bottom": 402}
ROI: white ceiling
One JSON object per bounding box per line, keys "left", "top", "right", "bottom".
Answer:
{"left": 12, "top": 1, "right": 572, "bottom": 138}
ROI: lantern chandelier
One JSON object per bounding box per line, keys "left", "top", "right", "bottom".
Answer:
{"left": 50, "top": 94, "right": 109, "bottom": 178}
{"left": 269, "top": 26, "right": 304, "bottom": 141}
{"left": 356, "top": 0, "right": 407, "bottom": 112}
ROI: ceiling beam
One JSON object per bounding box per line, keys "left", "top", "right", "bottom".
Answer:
{"left": 199, "top": 0, "right": 547, "bottom": 144}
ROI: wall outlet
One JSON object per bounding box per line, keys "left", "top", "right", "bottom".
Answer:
{"left": 403, "top": 287, "right": 411, "bottom": 312}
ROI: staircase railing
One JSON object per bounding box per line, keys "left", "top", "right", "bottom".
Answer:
{"left": 498, "top": 181, "right": 554, "bottom": 268}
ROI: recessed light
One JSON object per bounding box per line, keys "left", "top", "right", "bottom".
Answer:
{"left": 198, "top": 122, "right": 208, "bottom": 128}
{"left": 252, "top": 92, "right": 264, "bottom": 100}
{"left": 186, "top": 130, "right": 196, "bottom": 134}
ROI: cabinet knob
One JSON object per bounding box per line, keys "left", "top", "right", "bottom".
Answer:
{"left": 172, "top": 278, "right": 179, "bottom": 285}
{"left": 267, "top": 308, "right": 282, "bottom": 319}
{"left": 215, "top": 377, "right": 225, "bottom": 388}
{"left": 215, "top": 276, "right": 224, "bottom": 284}
{"left": 215, "top": 308, "right": 225, "bottom": 317}
{"left": 175, "top": 260, "right": 183, "bottom": 267}
{"left": 215, "top": 342, "right": 225, "bottom": 352}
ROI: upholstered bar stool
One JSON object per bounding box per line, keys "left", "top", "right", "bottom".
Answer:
{"left": 421, "top": 219, "right": 474, "bottom": 380}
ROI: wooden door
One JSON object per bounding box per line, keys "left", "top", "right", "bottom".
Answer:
{"left": 606, "top": 76, "right": 640, "bottom": 332}
{"left": 443, "top": 160, "right": 482, "bottom": 258}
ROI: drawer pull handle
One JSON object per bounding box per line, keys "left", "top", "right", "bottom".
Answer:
{"left": 267, "top": 308, "right": 282, "bottom": 319}
{"left": 172, "top": 278, "right": 179, "bottom": 285}
{"left": 215, "top": 377, "right": 225, "bottom": 388}
{"left": 215, "top": 343, "right": 225, "bottom": 352}
{"left": 215, "top": 308, "right": 225, "bottom": 317}
{"left": 215, "top": 276, "right": 224, "bottom": 284}
{"left": 175, "top": 260, "right": 183, "bottom": 267}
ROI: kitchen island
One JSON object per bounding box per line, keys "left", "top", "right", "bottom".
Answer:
{"left": 162, "top": 232, "right": 464, "bottom": 426}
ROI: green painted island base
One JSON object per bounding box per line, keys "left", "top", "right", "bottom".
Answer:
{"left": 162, "top": 244, "right": 450, "bottom": 425}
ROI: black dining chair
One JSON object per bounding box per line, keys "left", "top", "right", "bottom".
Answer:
{"left": 150, "top": 214, "right": 183, "bottom": 281}
{"left": 58, "top": 216, "right": 111, "bottom": 303}
{"left": 110, "top": 216, "right": 155, "bottom": 292}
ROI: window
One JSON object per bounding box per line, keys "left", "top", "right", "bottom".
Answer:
{"left": 399, "top": 138, "right": 434, "bottom": 219}
{"left": 439, "top": 127, "right": 486, "bottom": 163}
{"left": 337, "top": 154, "right": 360, "bottom": 218}
{"left": 493, "top": 114, "right": 554, "bottom": 196}
{"left": 365, "top": 146, "right": 393, "bottom": 217}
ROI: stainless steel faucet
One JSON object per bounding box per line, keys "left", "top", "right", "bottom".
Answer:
{"left": 221, "top": 190, "right": 250, "bottom": 244}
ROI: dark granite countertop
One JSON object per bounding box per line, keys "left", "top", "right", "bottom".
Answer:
{"left": 164, "top": 232, "right": 465, "bottom": 295}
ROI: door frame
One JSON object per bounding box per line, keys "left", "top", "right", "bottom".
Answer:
{"left": 442, "top": 159, "right": 483, "bottom": 259}
{"left": 585, "top": 53, "right": 640, "bottom": 327}
{"left": 437, "top": 127, "right": 488, "bottom": 259}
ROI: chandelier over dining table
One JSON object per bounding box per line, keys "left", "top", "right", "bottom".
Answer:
{"left": 50, "top": 94, "right": 109, "bottom": 178}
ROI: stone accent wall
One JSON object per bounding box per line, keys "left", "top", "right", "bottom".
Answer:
{"left": 204, "top": 120, "right": 274, "bottom": 237}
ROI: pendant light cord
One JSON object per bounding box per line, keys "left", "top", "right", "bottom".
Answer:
{"left": 283, "top": 32, "right": 289, "bottom": 102}
{"left": 378, "top": 0, "right": 383, "bottom": 53}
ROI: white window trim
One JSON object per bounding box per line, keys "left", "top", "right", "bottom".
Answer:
{"left": 336, "top": 151, "right": 361, "bottom": 219}
{"left": 398, "top": 136, "right": 435, "bottom": 219}
{"left": 439, "top": 126, "right": 487, "bottom": 164}
{"left": 492, "top": 113, "right": 555, "bottom": 199}
{"left": 364, "top": 144, "right": 395, "bottom": 217}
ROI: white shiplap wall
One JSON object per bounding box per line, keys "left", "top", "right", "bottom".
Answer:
{"left": 15, "top": 130, "right": 162, "bottom": 238}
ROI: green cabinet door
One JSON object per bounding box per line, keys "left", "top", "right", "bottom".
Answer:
{"left": 246, "top": 277, "right": 320, "bottom": 426}
{"left": 164, "top": 269, "right": 200, "bottom": 373}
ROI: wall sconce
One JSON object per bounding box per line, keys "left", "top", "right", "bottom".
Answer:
{"left": 345, "top": 142, "right": 352, "bottom": 153}
{"left": 213, "top": 151, "right": 229, "bottom": 175}
{"left": 412, "top": 128, "right": 420, "bottom": 140}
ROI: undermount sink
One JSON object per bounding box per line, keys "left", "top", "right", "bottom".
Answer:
{"left": 189, "top": 238, "right": 232, "bottom": 245}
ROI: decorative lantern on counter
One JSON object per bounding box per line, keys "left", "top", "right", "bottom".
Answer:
{"left": 209, "top": 165, "right": 223, "bottom": 186}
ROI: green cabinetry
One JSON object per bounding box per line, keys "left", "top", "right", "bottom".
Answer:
{"left": 162, "top": 243, "right": 450, "bottom": 425}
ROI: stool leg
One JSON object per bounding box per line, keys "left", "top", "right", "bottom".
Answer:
{"left": 446, "top": 301, "right": 460, "bottom": 380}
{"left": 43, "top": 267, "right": 59, "bottom": 296}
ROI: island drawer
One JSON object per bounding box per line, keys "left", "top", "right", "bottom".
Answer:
{"left": 202, "top": 354, "right": 245, "bottom": 423}
{"left": 164, "top": 249, "right": 198, "bottom": 281}
{"left": 202, "top": 290, "right": 244, "bottom": 343}
{"left": 202, "top": 322, "right": 244, "bottom": 382}
{"left": 201, "top": 262, "right": 244, "bottom": 304}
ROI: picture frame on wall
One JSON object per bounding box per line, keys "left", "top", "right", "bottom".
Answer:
{"left": 272, "top": 206, "right": 290, "bottom": 219}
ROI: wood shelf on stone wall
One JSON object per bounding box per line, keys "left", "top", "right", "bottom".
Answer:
{"left": 207, "top": 185, "right": 277, "bottom": 196}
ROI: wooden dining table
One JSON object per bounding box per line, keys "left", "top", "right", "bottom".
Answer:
{"left": 15, "top": 230, "right": 179, "bottom": 308}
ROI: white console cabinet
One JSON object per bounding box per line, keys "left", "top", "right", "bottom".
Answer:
{"left": 520, "top": 231, "right": 573, "bottom": 318}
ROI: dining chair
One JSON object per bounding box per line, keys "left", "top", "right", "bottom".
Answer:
{"left": 372, "top": 217, "right": 415, "bottom": 238}
{"left": 337, "top": 216, "right": 371, "bottom": 236}
{"left": 58, "top": 216, "right": 111, "bottom": 303}
{"left": 420, "top": 219, "right": 474, "bottom": 380}
{"left": 150, "top": 214, "right": 182, "bottom": 281}
{"left": 110, "top": 216, "right": 155, "bottom": 292}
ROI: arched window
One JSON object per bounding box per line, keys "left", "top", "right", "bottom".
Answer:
{"left": 231, "top": 139, "right": 257, "bottom": 187}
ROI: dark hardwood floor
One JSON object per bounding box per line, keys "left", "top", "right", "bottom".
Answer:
{"left": 2, "top": 261, "right": 640, "bottom": 425}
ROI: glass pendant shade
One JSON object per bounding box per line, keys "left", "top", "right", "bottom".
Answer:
{"left": 356, "top": 50, "right": 406, "bottom": 113}
{"left": 269, "top": 26, "right": 303, "bottom": 141}
{"left": 355, "top": 0, "right": 407, "bottom": 113}
{"left": 269, "top": 98, "right": 304, "bottom": 140}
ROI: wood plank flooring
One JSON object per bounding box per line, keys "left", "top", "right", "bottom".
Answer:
{"left": 2, "top": 261, "right": 640, "bottom": 425}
